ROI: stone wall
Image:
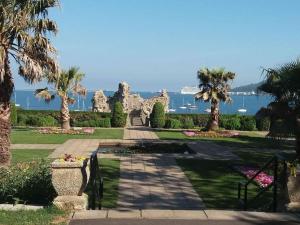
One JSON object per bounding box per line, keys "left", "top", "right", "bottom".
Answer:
{"left": 91, "top": 82, "right": 169, "bottom": 126}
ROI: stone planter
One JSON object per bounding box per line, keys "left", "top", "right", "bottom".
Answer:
{"left": 51, "top": 159, "right": 90, "bottom": 210}
{"left": 286, "top": 167, "right": 300, "bottom": 212}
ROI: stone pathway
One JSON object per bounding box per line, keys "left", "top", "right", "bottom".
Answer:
{"left": 187, "top": 142, "right": 240, "bottom": 160}
{"left": 116, "top": 154, "right": 204, "bottom": 210}
{"left": 11, "top": 144, "right": 60, "bottom": 149}
{"left": 71, "top": 209, "right": 300, "bottom": 225}
{"left": 123, "top": 127, "right": 159, "bottom": 140}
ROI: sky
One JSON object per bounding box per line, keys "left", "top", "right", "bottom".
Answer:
{"left": 14, "top": 0, "right": 300, "bottom": 92}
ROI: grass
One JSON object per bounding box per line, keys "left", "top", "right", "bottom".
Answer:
{"left": 100, "top": 158, "right": 120, "bottom": 208}
{"left": 11, "top": 149, "right": 53, "bottom": 164}
{"left": 85, "top": 158, "right": 120, "bottom": 209}
{"left": 0, "top": 206, "right": 68, "bottom": 225}
{"left": 11, "top": 128, "right": 124, "bottom": 144}
{"left": 156, "top": 130, "right": 295, "bottom": 150}
{"left": 177, "top": 159, "right": 273, "bottom": 210}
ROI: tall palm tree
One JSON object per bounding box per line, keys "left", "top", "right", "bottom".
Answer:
{"left": 195, "top": 67, "right": 235, "bottom": 130}
{"left": 0, "top": 0, "right": 59, "bottom": 166}
{"left": 35, "top": 67, "right": 87, "bottom": 130}
{"left": 258, "top": 59, "right": 300, "bottom": 160}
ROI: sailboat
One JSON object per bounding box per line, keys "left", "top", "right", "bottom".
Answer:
{"left": 168, "top": 101, "right": 176, "bottom": 112}
{"left": 179, "top": 98, "right": 187, "bottom": 109}
{"left": 204, "top": 108, "right": 211, "bottom": 113}
{"left": 74, "top": 95, "right": 80, "bottom": 111}
{"left": 188, "top": 99, "right": 197, "bottom": 110}
{"left": 237, "top": 96, "right": 247, "bottom": 113}
{"left": 14, "top": 92, "right": 20, "bottom": 107}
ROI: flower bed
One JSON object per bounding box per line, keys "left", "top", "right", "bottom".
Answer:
{"left": 38, "top": 127, "right": 95, "bottom": 135}
{"left": 234, "top": 165, "right": 274, "bottom": 188}
{"left": 183, "top": 130, "right": 239, "bottom": 138}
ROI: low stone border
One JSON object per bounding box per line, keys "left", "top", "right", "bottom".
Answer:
{"left": 72, "top": 209, "right": 300, "bottom": 222}
{"left": 0, "top": 204, "right": 43, "bottom": 211}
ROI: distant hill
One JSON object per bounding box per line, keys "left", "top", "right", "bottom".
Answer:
{"left": 231, "top": 81, "right": 263, "bottom": 92}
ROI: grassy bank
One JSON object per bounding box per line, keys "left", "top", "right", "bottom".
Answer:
{"left": 11, "top": 128, "right": 124, "bottom": 144}
{"left": 156, "top": 130, "right": 295, "bottom": 150}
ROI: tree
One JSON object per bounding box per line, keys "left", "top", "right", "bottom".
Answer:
{"left": 150, "top": 102, "right": 165, "bottom": 128}
{"left": 35, "top": 67, "right": 86, "bottom": 130}
{"left": 258, "top": 59, "right": 300, "bottom": 160}
{"left": 195, "top": 68, "right": 235, "bottom": 130}
{"left": 0, "top": 0, "right": 59, "bottom": 166}
{"left": 111, "top": 101, "right": 126, "bottom": 127}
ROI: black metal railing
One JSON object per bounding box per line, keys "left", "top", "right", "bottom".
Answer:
{"left": 88, "top": 151, "right": 104, "bottom": 210}
{"left": 237, "top": 154, "right": 287, "bottom": 212}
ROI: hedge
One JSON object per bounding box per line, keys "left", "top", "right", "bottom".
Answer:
{"left": 166, "top": 113, "right": 260, "bottom": 131}
{"left": 16, "top": 109, "right": 113, "bottom": 127}
{"left": 150, "top": 102, "right": 166, "bottom": 128}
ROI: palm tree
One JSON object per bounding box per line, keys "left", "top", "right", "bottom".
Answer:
{"left": 35, "top": 67, "right": 87, "bottom": 130}
{"left": 258, "top": 59, "right": 300, "bottom": 160}
{"left": 195, "top": 67, "right": 235, "bottom": 130}
{"left": 0, "top": 0, "right": 59, "bottom": 166}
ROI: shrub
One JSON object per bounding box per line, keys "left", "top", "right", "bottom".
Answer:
{"left": 221, "top": 116, "right": 241, "bottom": 130}
{"left": 150, "top": 102, "right": 166, "bottom": 128}
{"left": 240, "top": 116, "right": 256, "bottom": 131}
{"left": 17, "top": 114, "right": 27, "bottom": 126}
{"left": 26, "top": 115, "right": 43, "bottom": 127}
{"left": 165, "top": 119, "right": 182, "bottom": 129}
{"left": 256, "top": 117, "right": 270, "bottom": 131}
{"left": 111, "top": 101, "right": 126, "bottom": 127}
{"left": 99, "top": 118, "right": 111, "bottom": 128}
{"left": 182, "top": 117, "right": 195, "bottom": 129}
{"left": 0, "top": 160, "right": 56, "bottom": 205}
{"left": 39, "top": 116, "right": 58, "bottom": 127}
{"left": 10, "top": 103, "right": 17, "bottom": 126}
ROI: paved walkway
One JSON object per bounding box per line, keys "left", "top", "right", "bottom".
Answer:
{"left": 116, "top": 154, "right": 204, "bottom": 210}
{"left": 123, "top": 127, "right": 159, "bottom": 140}
{"left": 11, "top": 144, "right": 60, "bottom": 149}
{"left": 70, "top": 209, "right": 300, "bottom": 225}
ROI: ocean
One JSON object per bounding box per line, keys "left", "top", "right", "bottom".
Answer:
{"left": 12, "top": 90, "right": 272, "bottom": 115}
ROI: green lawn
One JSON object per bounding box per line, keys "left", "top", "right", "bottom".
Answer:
{"left": 85, "top": 158, "right": 120, "bottom": 209}
{"left": 0, "top": 206, "right": 68, "bottom": 225}
{"left": 11, "top": 149, "right": 54, "bottom": 164}
{"left": 177, "top": 159, "right": 273, "bottom": 210}
{"left": 156, "top": 130, "right": 295, "bottom": 150}
{"left": 100, "top": 158, "right": 120, "bottom": 208}
{"left": 11, "top": 128, "right": 124, "bottom": 144}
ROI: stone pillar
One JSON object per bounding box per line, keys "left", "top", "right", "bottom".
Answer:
{"left": 286, "top": 168, "right": 300, "bottom": 212}
{"left": 51, "top": 159, "right": 90, "bottom": 210}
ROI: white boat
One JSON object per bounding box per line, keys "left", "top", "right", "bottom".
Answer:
{"left": 14, "top": 92, "right": 20, "bottom": 107}
{"left": 180, "top": 86, "right": 200, "bottom": 95}
{"left": 188, "top": 99, "right": 198, "bottom": 110}
{"left": 168, "top": 101, "right": 176, "bottom": 112}
{"left": 204, "top": 108, "right": 211, "bottom": 113}
{"left": 237, "top": 96, "right": 247, "bottom": 113}
{"left": 179, "top": 98, "right": 187, "bottom": 109}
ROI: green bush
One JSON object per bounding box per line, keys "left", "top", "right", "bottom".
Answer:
{"left": 256, "top": 117, "right": 270, "bottom": 131}
{"left": 221, "top": 116, "right": 241, "bottom": 130}
{"left": 0, "top": 160, "right": 56, "bottom": 205}
{"left": 17, "top": 114, "right": 27, "bottom": 126}
{"left": 99, "top": 118, "right": 111, "bottom": 128}
{"left": 182, "top": 117, "right": 195, "bottom": 129}
{"left": 240, "top": 116, "right": 256, "bottom": 131}
{"left": 26, "top": 115, "right": 43, "bottom": 127}
{"left": 150, "top": 102, "right": 166, "bottom": 128}
{"left": 10, "top": 103, "right": 17, "bottom": 126}
{"left": 111, "top": 102, "right": 126, "bottom": 127}
{"left": 165, "top": 119, "right": 182, "bottom": 129}
{"left": 39, "top": 116, "right": 58, "bottom": 127}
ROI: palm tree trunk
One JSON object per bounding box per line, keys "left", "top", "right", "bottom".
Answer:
{"left": 61, "top": 95, "right": 70, "bottom": 130}
{"left": 208, "top": 100, "right": 219, "bottom": 131}
{"left": 0, "top": 53, "right": 14, "bottom": 167}
{"left": 296, "top": 116, "right": 300, "bottom": 161}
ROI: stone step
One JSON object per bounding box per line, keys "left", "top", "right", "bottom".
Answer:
{"left": 131, "top": 117, "right": 143, "bottom": 126}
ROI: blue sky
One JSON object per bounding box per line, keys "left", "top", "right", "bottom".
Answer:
{"left": 14, "top": 0, "right": 300, "bottom": 91}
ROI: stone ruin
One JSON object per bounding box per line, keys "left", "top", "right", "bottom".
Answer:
{"left": 92, "top": 81, "right": 169, "bottom": 126}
